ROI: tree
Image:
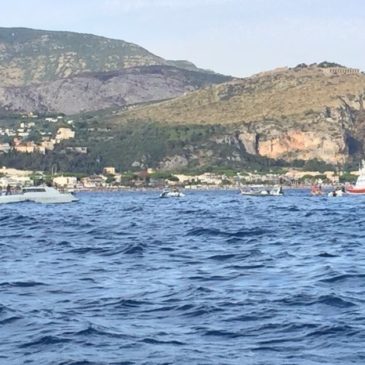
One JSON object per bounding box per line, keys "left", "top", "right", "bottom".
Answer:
{"left": 105, "top": 174, "right": 115, "bottom": 184}
{"left": 25, "top": 130, "right": 42, "bottom": 143}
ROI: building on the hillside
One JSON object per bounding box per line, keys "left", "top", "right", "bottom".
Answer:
{"left": 173, "top": 173, "right": 224, "bottom": 186}
{"left": 40, "top": 140, "right": 55, "bottom": 151}
{"left": 0, "top": 166, "right": 33, "bottom": 176}
{"left": 173, "top": 174, "right": 194, "bottom": 184}
{"left": 103, "top": 166, "right": 116, "bottom": 175}
{"left": 197, "top": 173, "right": 223, "bottom": 185}
{"left": 0, "top": 143, "right": 11, "bottom": 153}
{"left": 53, "top": 175, "right": 77, "bottom": 188}
{"left": 66, "top": 146, "right": 88, "bottom": 154}
{"left": 55, "top": 128, "right": 75, "bottom": 142}
{"left": 113, "top": 174, "right": 122, "bottom": 184}
{"left": 81, "top": 175, "right": 107, "bottom": 189}
{"left": 5, "top": 129, "right": 16, "bottom": 136}
{"left": 322, "top": 67, "right": 360, "bottom": 75}
{"left": 17, "top": 131, "right": 29, "bottom": 138}
{"left": 26, "top": 112, "right": 38, "bottom": 119}
{"left": 0, "top": 176, "right": 32, "bottom": 188}
{"left": 14, "top": 142, "right": 36, "bottom": 153}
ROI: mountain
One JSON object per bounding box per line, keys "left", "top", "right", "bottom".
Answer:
{"left": 0, "top": 27, "right": 231, "bottom": 114}
{"left": 0, "top": 65, "right": 231, "bottom": 115}
{"left": 116, "top": 64, "right": 365, "bottom": 165}
{"left": 0, "top": 27, "right": 213, "bottom": 87}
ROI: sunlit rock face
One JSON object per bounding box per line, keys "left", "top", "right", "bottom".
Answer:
{"left": 257, "top": 130, "right": 347, "bottom": 164}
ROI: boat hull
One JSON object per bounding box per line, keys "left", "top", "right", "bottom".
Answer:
{"left": 0, "top": 186, "right": 79, "bottom": 204}
{"left": 30, "top": 195, "right": 79, "bottom": 203}
{"left": 160, "top": 192, "right": 184, "bottom": 198}
{"left": 346, "top": 187, "right": 365, "bottom": 195}
{"left": 0, "top": 196, "right": 29, "bottom": 204}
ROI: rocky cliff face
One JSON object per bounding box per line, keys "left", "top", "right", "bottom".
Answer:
{"left": 0, "top": 65, "right": 231, "bottom": 115}
{"left": 235, "top": 92, "right": 364, "bottom": 164}
{"left": 0, "top": 28, "right": 231, "bottom": 115}
{"left": 237, "top": 127, "right": 348, "bottom": 165}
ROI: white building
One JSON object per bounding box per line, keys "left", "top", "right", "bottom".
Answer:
{"left": 52, "top": 176, "right": 78, "bottom": 188}
{"left": 55, "top": 128, "right": 75, "bottom": 142}
{"left": 0, "top": 143, "right": 11, "bottom": 153}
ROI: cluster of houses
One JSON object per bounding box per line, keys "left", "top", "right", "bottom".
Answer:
{"left": 0, "top": 165, "right": 347, "bottom": 191}
{"left": 0, "top": 114, "right": 85, "bottom": 155}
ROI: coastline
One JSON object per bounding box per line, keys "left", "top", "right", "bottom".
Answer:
{"left": 74, "top": 184, "right": 317, "bottom": 193}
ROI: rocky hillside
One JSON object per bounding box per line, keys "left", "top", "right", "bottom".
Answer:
{"left": 0, "top": 27, "right": 214, "bottom": 87}
{"left": 117, "top": 64, "right": 365, "bottom": 164}
{"left": 0, "top": 27, "right": 231, "bottom": 115}
{"left": 0, "top": 65, "right": 230, "bottom": 115}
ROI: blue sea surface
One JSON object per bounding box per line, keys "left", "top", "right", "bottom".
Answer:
{"left": 1, "top": 189, "right": 365, "bottom": 365}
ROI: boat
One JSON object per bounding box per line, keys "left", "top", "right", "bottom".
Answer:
{"left": 0, "top": 186, "right": 79, "bottom": 204}
{"left": 240, "top": 185, "right": 283, "bottom": 196}
{"left": 328, "top": 187, "right": 345, "bottom": 197}
{"left": 346, "top": 161, "right": 365, "bottom": 194}
{"left": 159, "top": 188, "right": 185, "bottom": 198}
{"left": 310, "top": 184, "right": 323, "bottom": 196}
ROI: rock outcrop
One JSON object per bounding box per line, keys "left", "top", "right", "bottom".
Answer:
{"left": 0, "top": 65, "right": 231, "bottom": 115}
{"left": 120, "top": 65, "right": 365, "bottom": 164}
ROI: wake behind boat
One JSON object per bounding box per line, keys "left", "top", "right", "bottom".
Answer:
{"left": 0, "top": 186, "right": 78, "bottom": 204}
{"left": 160, "top": 188, "right": 185, "bottom": 198}
{"left": 240, "top": 185, "right": 284, "bottom": 196}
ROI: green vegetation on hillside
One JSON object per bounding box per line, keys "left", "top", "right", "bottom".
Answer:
{"left": 0, "top": 27, "right": 222, "bottom": 86}
{"left": 317, "top": 61, "right": 345, "bottom": 68}
{"left": 0, "top": 112, "right": 340, "bottom": 175}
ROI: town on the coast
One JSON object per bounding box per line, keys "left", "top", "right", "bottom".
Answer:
{"left": 0, "top": 164, "right": 358, "bottom": 192}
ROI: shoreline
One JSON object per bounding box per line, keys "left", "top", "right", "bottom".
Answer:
{"left": 74, "top": 184, "right": 320, "bottom": 193}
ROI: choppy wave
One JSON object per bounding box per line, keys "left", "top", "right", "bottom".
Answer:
{"left": 1, "top": 190, "right": 365, "bottom": 364}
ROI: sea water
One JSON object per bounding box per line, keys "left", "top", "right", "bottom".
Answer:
{"left": 1, "top": 190, "right": 365, "bottom": 364}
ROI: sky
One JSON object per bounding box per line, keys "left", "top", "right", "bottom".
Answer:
{"left": 0, "top": 0, "right": 364, "bottom": 77}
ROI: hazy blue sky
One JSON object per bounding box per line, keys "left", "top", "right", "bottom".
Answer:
{"left": 1, "top": 0, "right": 364, "bottom": 77}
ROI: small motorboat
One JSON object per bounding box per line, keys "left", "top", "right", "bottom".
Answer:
{"left": 240, "top": 185, "right": 283, "bottom": 196}
{"left": 328, "top": 188, "right": 345, "bottom": 197}
{"left": 160, "top": 189, "right": 185, "bottom": 198}
{"left": 0, "top": 186, "right": 78, "bottom": 204}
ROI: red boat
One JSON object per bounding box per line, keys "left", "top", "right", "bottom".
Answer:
{"left": 346, "top": 161, "right": 365, "bottom": 195}
{"left": 346, "top": 186, "right": 365, "bottom": 194}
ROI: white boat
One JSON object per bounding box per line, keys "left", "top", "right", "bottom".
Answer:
{"left": 0, "top": 186, "right": 78, "bottom": 204}
{"left": 346, "top": 160, "right": 365, "bottom": 195}
{"left": 328, "top": 188, "right": 344, "bottom": 197}
{"left": 240, "top": 185, "right": 283, "bottom": 196}
{"left": 160, "top": 189, "right": 185, "bottom": 198}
